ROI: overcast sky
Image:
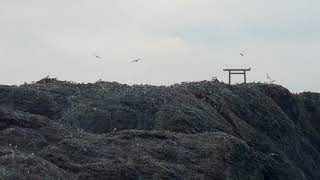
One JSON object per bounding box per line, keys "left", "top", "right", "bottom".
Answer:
{"left": 0, "top": 0, "right": 319, "bottom": 92}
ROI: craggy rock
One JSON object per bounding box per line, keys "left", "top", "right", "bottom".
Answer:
{"left": 0, "top": 79, "right": 319, "bottom": 180}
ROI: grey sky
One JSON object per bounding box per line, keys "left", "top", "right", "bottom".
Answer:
{"left": 0, "top": 0, "right": 319, "bottom": 92}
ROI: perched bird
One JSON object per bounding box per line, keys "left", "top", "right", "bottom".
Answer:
{"left": 267, "top": 74, "right": 271, "bottom": 79}
{"left": 131, "top": 59, "right": 141, "bottom": 63}
{"left": 240, "top": 53, "right": 245, "bottom": 56}
{"left": 269, "top": 153, "right": 279, "bottom": 157}
{"left": 267, "top": 74, "right": 276, "bottom": 83}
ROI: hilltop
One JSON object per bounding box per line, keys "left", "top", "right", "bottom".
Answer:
{"left": 0, "top": 78, "right": 319, "bottom": 180}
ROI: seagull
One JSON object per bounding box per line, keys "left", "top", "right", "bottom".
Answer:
{"left": 240, "top": 49, "right": 246, "bottom": 56}
{"left": 131, "top": 59, "right": 141, "bottom": 63}
{"left": 95, "top": 55, "right": 103, "bottom": 59}
{"left": 267, "top": 74, "right": 276, "bottom": 83}
{"left": 267, "top": 74, "right": 271, "bottom": 79}
{"left": 269, "top": 153, "right": 279, "bottom": 157}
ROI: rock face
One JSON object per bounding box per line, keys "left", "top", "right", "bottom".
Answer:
{"left": 0, "top": 79, "right": 319, "bottom": 180}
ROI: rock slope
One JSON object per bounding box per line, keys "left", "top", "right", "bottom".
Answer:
{"left": 0, "top": 78, "right": 319, "bottom": 180}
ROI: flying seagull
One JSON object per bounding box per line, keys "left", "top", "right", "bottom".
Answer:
{"left": 95, "top": 55, "right": 103, "bottom": 59}
{"left": 131, "top": 59, "right": 141, "bottom": 63}
{"left": 240, "top": 49, "right": 246, "bottom": 56}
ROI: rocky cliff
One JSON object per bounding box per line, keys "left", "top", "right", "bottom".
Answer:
{"left": 0, "top": 78, "right": 319, "bottom": 180}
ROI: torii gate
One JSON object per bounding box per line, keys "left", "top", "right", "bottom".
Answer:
{"left": 223, "top": 68, "right": 251, "bottom": 84}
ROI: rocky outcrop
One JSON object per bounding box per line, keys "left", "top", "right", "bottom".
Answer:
{"left": 0, "top": 79, "right": 319, "bottom": 179}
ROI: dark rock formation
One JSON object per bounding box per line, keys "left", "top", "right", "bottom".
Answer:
{"left": 0, "top": 80, "right": 319, "bottom": 179}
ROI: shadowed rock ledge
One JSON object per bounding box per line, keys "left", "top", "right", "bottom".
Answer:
{"left": 0, "top": 79, "right": 319, "bottom": 180}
